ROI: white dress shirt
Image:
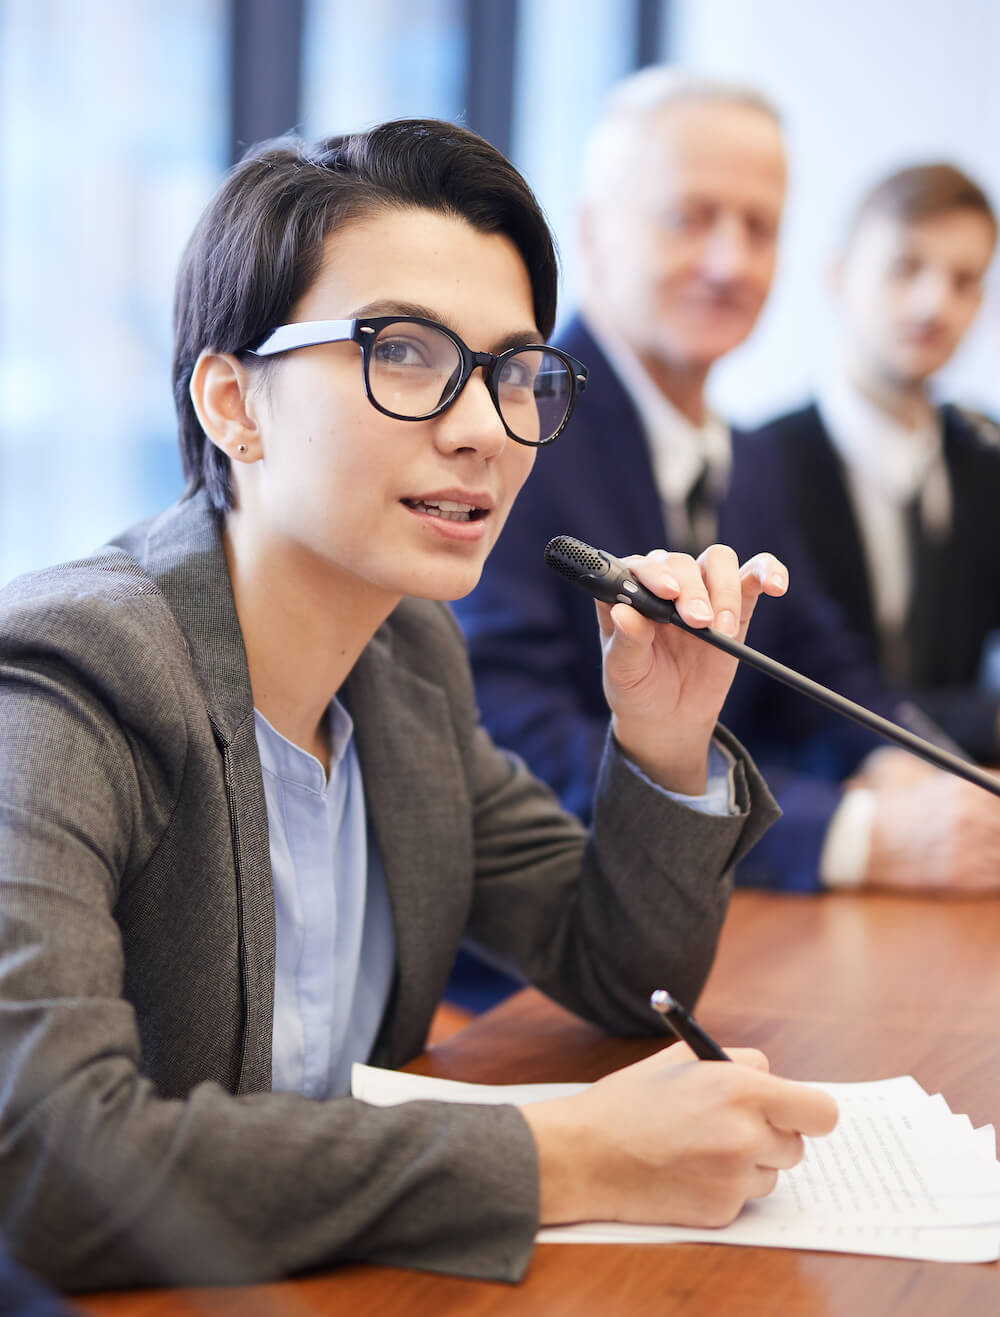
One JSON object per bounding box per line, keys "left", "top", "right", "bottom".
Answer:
{"left": 586, "top": 316, "right": 731, "bottom": 552}
{"left": 816, "top": 366, "right": 950, "bottom": 652}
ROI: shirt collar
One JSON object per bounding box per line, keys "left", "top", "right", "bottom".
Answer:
{"left": 254, "top": 698, "right": 354, "bottom": 792}
{"left": 815, "top": 362, "right": 943, "bottom": 505}
{"left": 583, "top": 313, "right": 731, "bottom": 504}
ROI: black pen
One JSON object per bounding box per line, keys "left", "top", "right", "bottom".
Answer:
{"left": 650, "top": 989, "right": 730, "bottom": 1061}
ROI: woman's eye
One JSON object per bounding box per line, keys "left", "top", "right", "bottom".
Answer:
{"left": 499, "top": 359, "right": 533, "bottom": 389}
{"left": 375, "top": 339, "right": 425, "bottom": 366}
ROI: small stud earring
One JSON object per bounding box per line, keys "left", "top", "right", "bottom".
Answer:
{"left": 237, "top": 444, "right": 248, "bottom": 454}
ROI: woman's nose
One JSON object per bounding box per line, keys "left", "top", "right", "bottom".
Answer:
{"left": 433, "top": 369, "right": 508, "bottom": 457}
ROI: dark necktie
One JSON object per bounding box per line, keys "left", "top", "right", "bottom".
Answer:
{"left": 683, "top": 462, "right": 717, "bottom": 556}
{"left": 902, "top": 486, "right": 952, "bottom": 689}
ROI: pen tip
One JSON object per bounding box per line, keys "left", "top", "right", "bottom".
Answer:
{"left": 649, "top": 988, "right": 674, "bottom": 1012}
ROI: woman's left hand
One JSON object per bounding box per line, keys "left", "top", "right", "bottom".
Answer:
{"left": 599, "top": 544, "right": 788, "bottom": 795}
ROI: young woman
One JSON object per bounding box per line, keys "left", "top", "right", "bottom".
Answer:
{"left": 0, "top": 119, "right": 835, "bottom": 1291}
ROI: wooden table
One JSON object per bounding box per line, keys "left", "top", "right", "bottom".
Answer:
{"left": 76, "top": 890, "right": 1000, "bottom": 1316}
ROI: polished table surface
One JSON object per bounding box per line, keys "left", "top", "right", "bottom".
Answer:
{"left": 76, "top": 890, "right": 1000, "bottom": 1316}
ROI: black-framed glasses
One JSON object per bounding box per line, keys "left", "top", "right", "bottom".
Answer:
{"left": 249, "top": 315, "right": 588, "bottom": 447}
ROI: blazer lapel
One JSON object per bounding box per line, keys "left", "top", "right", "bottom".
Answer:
{"left": 115, "top": 493, "right": 276, "bottom": 1094}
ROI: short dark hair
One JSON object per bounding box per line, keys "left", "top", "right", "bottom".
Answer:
{"left": 173, "top": 119, "right": 559, "bottom": 513}
{"left": 845, "top": 162, "right": 997, "bottom": 245}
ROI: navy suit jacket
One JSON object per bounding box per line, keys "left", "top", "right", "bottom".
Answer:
{"left": 748, "top": 403, "right": 1000, "bottom": 763}
{"left": 455, "top": 318, "right": 912, "bottom": 891}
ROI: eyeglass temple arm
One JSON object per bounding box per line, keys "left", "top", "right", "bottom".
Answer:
{"left": 249, "top": 319, "right": 356, "bottom": 357}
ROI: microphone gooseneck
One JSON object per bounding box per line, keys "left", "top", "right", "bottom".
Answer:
{"left": 543, "top": 535, "right": 1000, "bottom": 802}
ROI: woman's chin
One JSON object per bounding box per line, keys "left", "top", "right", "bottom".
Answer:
{"left": 406, "top": 559, "right": 485, "bottom": 604}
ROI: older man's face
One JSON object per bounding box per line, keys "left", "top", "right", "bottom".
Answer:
{"left": 581, "top": 101, "right": 787, "bottom": 373}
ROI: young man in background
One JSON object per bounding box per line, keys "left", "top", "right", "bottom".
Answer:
{"left": 750, "top": 163, "right": 999, "bottom": 761}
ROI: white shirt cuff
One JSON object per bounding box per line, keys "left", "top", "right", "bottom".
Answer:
{"left": 819, "top": 788, "right": 877, "bottom": 888}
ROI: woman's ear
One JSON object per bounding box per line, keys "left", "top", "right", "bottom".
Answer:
{"left": 189, "top": 350, "right": 262, "bottom": 463}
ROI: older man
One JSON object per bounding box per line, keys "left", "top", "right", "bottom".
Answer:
{"left": 455, "top": 68, "right": 1000, "bottom": 895}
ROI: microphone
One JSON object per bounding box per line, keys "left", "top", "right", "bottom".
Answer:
{"left": 544, "top": 535, "right": 1000, "bottom": 801}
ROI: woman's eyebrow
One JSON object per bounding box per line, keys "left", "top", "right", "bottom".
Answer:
{"left": 492, "top": 328, "right": 546, "bottom": 354}
{"left": 349, "top": 300, "right": 543, "bottom": 353}
{"left": 350, "top": 298, "right": 441, "bottom": 321}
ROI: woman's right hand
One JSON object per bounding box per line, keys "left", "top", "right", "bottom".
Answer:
{"left": 519, "top": 1044, "right": 838, "bottom": 1228}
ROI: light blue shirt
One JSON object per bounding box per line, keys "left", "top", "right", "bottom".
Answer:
{"left": 634, "top": 740, "right": 737, "bottom": 817}
{"left": 256, "top": 705, "right": 734, "bottom": 1102}
{"left": 255, "top": 701, "right": 395, "bottom": 1100}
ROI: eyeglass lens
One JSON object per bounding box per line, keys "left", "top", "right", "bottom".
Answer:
{"left": 368, "top": 321, "right": 573, "bottom": 444}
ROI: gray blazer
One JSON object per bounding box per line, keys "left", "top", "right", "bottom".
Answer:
{"left": 0, "top": 491, "right": 777, "bottom": 1290}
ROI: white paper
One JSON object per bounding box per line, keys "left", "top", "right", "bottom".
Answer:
{"left": 351, "top": 1064, "right": 1000, "bottom": 1264}
{"left": 351, "top": 1063, "right": 586, "bottom": 1107}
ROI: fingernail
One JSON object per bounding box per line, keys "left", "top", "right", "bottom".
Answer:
{"left": 662, "top": 573, "right": 680, "bottom": 594}
{"left": 715, "top": 609, "right": 738, "bottom": 636}
{"left": 687, "top": 599, "right": 713, "bottom": 622}
{"left": 767, "top": 573, "right": 787, "bottom": 590}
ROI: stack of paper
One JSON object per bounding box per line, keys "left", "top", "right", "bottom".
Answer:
{"left": 352, "top": 1065, "right": 1000, "bottom": 1263}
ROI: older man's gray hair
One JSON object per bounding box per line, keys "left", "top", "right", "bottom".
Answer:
{"left": 579, "top": 67, "right": 783, "bottom": 204}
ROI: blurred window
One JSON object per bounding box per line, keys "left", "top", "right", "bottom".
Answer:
{"left": 301, "top": 0, "right": 466, "bottom": 138}
{"left": 0, "top": 0, "right": 227, "bottom": 583}
{"left": 511, "top": 0, "right": 664, "bottom": 324}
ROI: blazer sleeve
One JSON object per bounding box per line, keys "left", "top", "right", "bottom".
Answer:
{"left": 0, "top": 590, "right": 541, "bottom": 1290}
{"left": 430, "top": 605, "right": 782, "bottom": 1031}
{"left": 465, "top": 722, "right": 780, "bottom": 1029}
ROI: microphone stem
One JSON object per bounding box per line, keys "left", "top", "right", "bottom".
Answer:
{"left": 666, "top": 613, "right": 1000, "bottom": 801}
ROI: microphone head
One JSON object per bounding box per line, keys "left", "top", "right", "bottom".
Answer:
{"left": 544, "top": 535, "right": 628, "bottom": 607}
{"left": 544, "top": 534, "right": 679, "bottom": 620}
{"left": 543, "top": 535, "right": 609, "bottom": 582}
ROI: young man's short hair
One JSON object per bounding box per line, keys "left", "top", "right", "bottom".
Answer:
{"left": 844, "top": 162, "right": 997, "bottom": 245}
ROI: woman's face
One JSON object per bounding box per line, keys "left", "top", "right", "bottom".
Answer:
{"left": 239, "top": 207, "right": 541, "bottom": 604}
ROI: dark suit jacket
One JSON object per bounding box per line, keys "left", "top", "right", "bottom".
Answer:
{"left": 747, "top": 403, "right": 1000, "bottom": 762}
{"left": 455, "top": 317, "right": 910, "bottom": 892}
{"left": 0, "top": 489, "right": 777, "bottom": 1290}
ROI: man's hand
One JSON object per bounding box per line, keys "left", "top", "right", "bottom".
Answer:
{"left": 600, "top": 545, "right": 788, "bottom": 794}
{"left": 860, "top": 766, "right": 1000, "bottom": 893}
{"left": 850, "top": 746, "right": 937, "bottom": 792}
{"left": 520, "top": 1043, "right": 838, "bottom": 1228}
